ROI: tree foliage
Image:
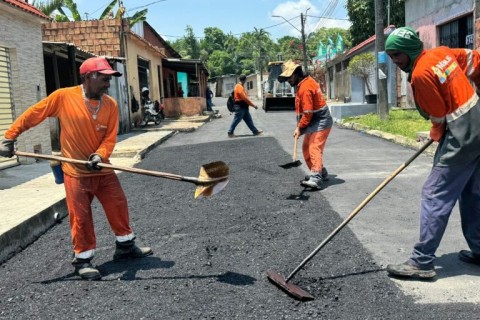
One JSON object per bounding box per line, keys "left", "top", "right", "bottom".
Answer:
{"left": 346, "top": 0, "right": 405, "bottom": 46}
{"left": 32, "top": 0, "right": 147, "bottom": 26}
{"left": 168, "top": 24, "right": 354, "bottom": 78}
{"left": 347, "top": 52, "right": 375, "bottom": 94}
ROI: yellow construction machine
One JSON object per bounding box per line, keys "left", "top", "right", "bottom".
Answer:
{"left": 262, "top": 61, "right": 295, "bottom": 112}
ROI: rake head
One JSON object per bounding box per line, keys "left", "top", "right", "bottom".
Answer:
{"left": 266, "top": 270, "right": 314, "bottom": 301}
{"left": 279, "top": 160, "right": 302, "bottom": 169}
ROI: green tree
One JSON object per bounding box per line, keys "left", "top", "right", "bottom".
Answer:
{"left": 277, "top": 36, "right": 302, "bottom": 61}
{"left": 99, "top": 0, "right": 148, "bottom": 27}
{"left": 183, "top": 25, "right": 201, "bottom": 59}
{"left": 201, "top": 27, "right": 228, "bottom": 54}
{"left": 346, "top": 0, "right": 405, "bottom": 46}
{"left": 33, "top": 0, "right": 147, "bottom": 26}
{"left": 206, "top": 51, "right": 238, "bottom": 77}
{"left": 32, "top": 0, "right": 80, "bottom": 21}
{"left": 32, "top": 0, "right": 64, "bottom": 18}
{"left": 348, "top": 52, "right": 375, "bottom": 94}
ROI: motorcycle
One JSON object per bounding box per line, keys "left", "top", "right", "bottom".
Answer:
{"left": 141, "top": 99, "right": 164, "bottom": 127}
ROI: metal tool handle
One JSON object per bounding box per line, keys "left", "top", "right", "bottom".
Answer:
{"left": 286, "top": 139, "right": 434, "bottom": 281}
{"left": 14, "top": 151, "right": 225, "bottom": 186}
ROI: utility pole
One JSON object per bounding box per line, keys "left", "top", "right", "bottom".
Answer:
{"left": 272, "top": 12, "right": 309, "bottom": 71}
{"left": 300, "top": 13, "right": 308, "bottom": 72}
{"left": 375, "top": 0, "right": 388, "bottom": 119}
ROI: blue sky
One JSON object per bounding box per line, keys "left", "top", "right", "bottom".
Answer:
{"left": 73, "top": 0, "right": 350, "bottom": 41}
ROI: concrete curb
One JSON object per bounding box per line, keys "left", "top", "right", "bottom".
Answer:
{"left": 0, "top": 199, "right": 67, "bottom": 264}
{"left": 336, "top": 121, "right": 438, "bottom": 156}
{"left": 135, "top": 131, "right": 176, "bottom": 160}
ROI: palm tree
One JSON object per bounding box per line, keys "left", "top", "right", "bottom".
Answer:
{"left": 98, "top": 0, "right": 147, "bottom": 27}
{"left": 32, "top": 0, "right": 80, "bottom": 21}
{"left": 33, "top": 0, "right": 146, "bottom": 26}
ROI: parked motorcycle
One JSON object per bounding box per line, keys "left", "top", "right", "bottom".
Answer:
{"left": 140, "top": 87, "right": 164, "bottom": 127}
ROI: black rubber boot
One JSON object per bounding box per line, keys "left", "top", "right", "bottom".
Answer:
{"left": 72, "top": 257, "right": 101, "bottom": 281}
{"left": 113, "top": 239, "right": 153, "bottom": 261}
{"left": 459, "top": 250, "right": 480, "bottom": 265}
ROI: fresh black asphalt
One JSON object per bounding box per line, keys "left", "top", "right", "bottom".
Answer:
{"left": 1, "top": 125, "right": 479, "bottom": 319}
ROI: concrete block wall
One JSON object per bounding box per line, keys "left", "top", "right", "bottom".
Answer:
{"left": 42, "top": 19, "right": 123, "bottom": 57}
{"left": 0, "top": 6, "right": 50, "bottom": 163}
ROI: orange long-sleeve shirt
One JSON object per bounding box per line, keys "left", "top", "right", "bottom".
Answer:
{"left": 5, "top": 85, "right": 119, "bottom": 177}
{"left": 411, "top": 46, "right": 480, "bottom": 141}
{"left": 295, "top": 76, "right": 331, "bottom": 133}
{"left": 233, "top": 83, "right": 255, "bottom": 106}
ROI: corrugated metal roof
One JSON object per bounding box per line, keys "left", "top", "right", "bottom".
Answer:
{"left": 2, "top": 0, "right": 51, "bottom": 20}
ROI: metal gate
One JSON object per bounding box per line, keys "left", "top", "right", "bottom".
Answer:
{"left": 0, "top": 47, "right": 14, "bottom": 134}
{"left": 0, "top": 47, "right": 16, "bottom": 168}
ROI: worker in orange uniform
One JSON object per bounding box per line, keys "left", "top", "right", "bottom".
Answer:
{"left": 384, "top": 27, "right": 480, "bottom": 279}
{"left": 227, "top": 74, "right": 263, "bottom": 138}
{"left": 0, "top": 57, "right": 152, "bottom": 281}
{"left": 278, "top": 60, "right": 332, "bottom": 189}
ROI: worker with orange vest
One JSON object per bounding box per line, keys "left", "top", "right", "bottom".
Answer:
{"left": 278, "top": 60, "right": 332, "bottom": 189}
{"left": 385, "top": 27, "right": 480, "bottom": 279}
{"left": 0, "top": 57, "right": 152, "bottom": 281}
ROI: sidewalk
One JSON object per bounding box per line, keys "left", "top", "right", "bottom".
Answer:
{"left": 0, "top": 114, "right": 215, "bottom": 264}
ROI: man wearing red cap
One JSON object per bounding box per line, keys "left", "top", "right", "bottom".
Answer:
{"left": 0, "top": 57, "right": 152, "bottom": 280}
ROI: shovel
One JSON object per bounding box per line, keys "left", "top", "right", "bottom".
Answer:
{"left": 267, "top": 139, "right": 434, "bottom": 301}
{"left": 279, "top": 137, "right": 302, "bottom": 169}
{"left": 14, "top": 151, "right": 229, "bottom": 199}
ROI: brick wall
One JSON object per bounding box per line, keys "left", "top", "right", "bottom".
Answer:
{"left": 164, "top": 97, "right": 205, "bottom": 118}
{"left": 42, "top": 19, "right": 124, "bottom": 57}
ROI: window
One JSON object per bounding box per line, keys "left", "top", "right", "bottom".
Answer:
{"left": 439, "top": 14, "right": 473, "bottom": 49}
{"left": 335, "top": 62, "right": 342, "bottom": 73}
{"left": 137, "top": 57, "right": 150, "bottom": 91}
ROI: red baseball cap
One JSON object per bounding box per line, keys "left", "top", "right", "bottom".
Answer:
{"left": 79, "top": 57, "right": 122, "bottom": 76}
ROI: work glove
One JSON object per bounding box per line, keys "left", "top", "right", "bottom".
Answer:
{"left": 85, "top": 153, "right": 102, "bottom": 171}
{"left": 0, "top": 139, "right": 15, "bottom": 158}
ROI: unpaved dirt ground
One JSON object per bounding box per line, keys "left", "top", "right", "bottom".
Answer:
{"left": 0, "top": 136, "right": 478, "bottom": 319}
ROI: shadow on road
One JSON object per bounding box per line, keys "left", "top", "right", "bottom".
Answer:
{"left": 433, "top": 252, "right": 480, "bottom": 279}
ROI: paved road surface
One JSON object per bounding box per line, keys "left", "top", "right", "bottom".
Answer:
{"left": 0, "top": 97, "right": 479, "bottom": 319}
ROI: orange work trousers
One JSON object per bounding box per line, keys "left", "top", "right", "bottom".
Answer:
{"left": 302, "top": 128, "right": 331, "bottom": 173}
{"left": 64, "top": 173, "right": 132, "bottom": 254}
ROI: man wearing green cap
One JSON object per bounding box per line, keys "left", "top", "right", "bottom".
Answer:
{"left": 384, "top": 27, "right": 480, "bottom": 279}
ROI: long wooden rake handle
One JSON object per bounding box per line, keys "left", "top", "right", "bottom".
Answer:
{"left": 14, "top": 151, "right": 226, "bottom": 186}
{"left": 285, "top": 139, "right": 434, "bottom": 281}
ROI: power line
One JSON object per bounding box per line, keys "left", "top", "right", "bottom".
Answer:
{"left": 307, "top": 15, "right": 349, "bottom": 20}
{"left": 86, "top": 0, "right": 117, "bottom": 17}
{"left": 127, "top": 0, "right": 167, "bottom": 12}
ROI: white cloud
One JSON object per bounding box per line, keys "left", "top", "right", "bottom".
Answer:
{"left": 271, "top": 0, "right": 350, "bottom": 37}
{"left": 312, "top": 17, "right": 351, "bottom": 31}
{"left": 270, "top": 0, "right": 320, "bottom": 37}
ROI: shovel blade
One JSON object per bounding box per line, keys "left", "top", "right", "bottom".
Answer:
{"left": 194, "top": 179, "right": 228, "bottom": 199}
{"left": 279, "top": 160, "right": 302, "bottom": 169}
{"left": 266, "top": 270, "right": 314, "bottom": 301}
{"left": 194, "top": 161, "right": 229, "bottom": 198}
